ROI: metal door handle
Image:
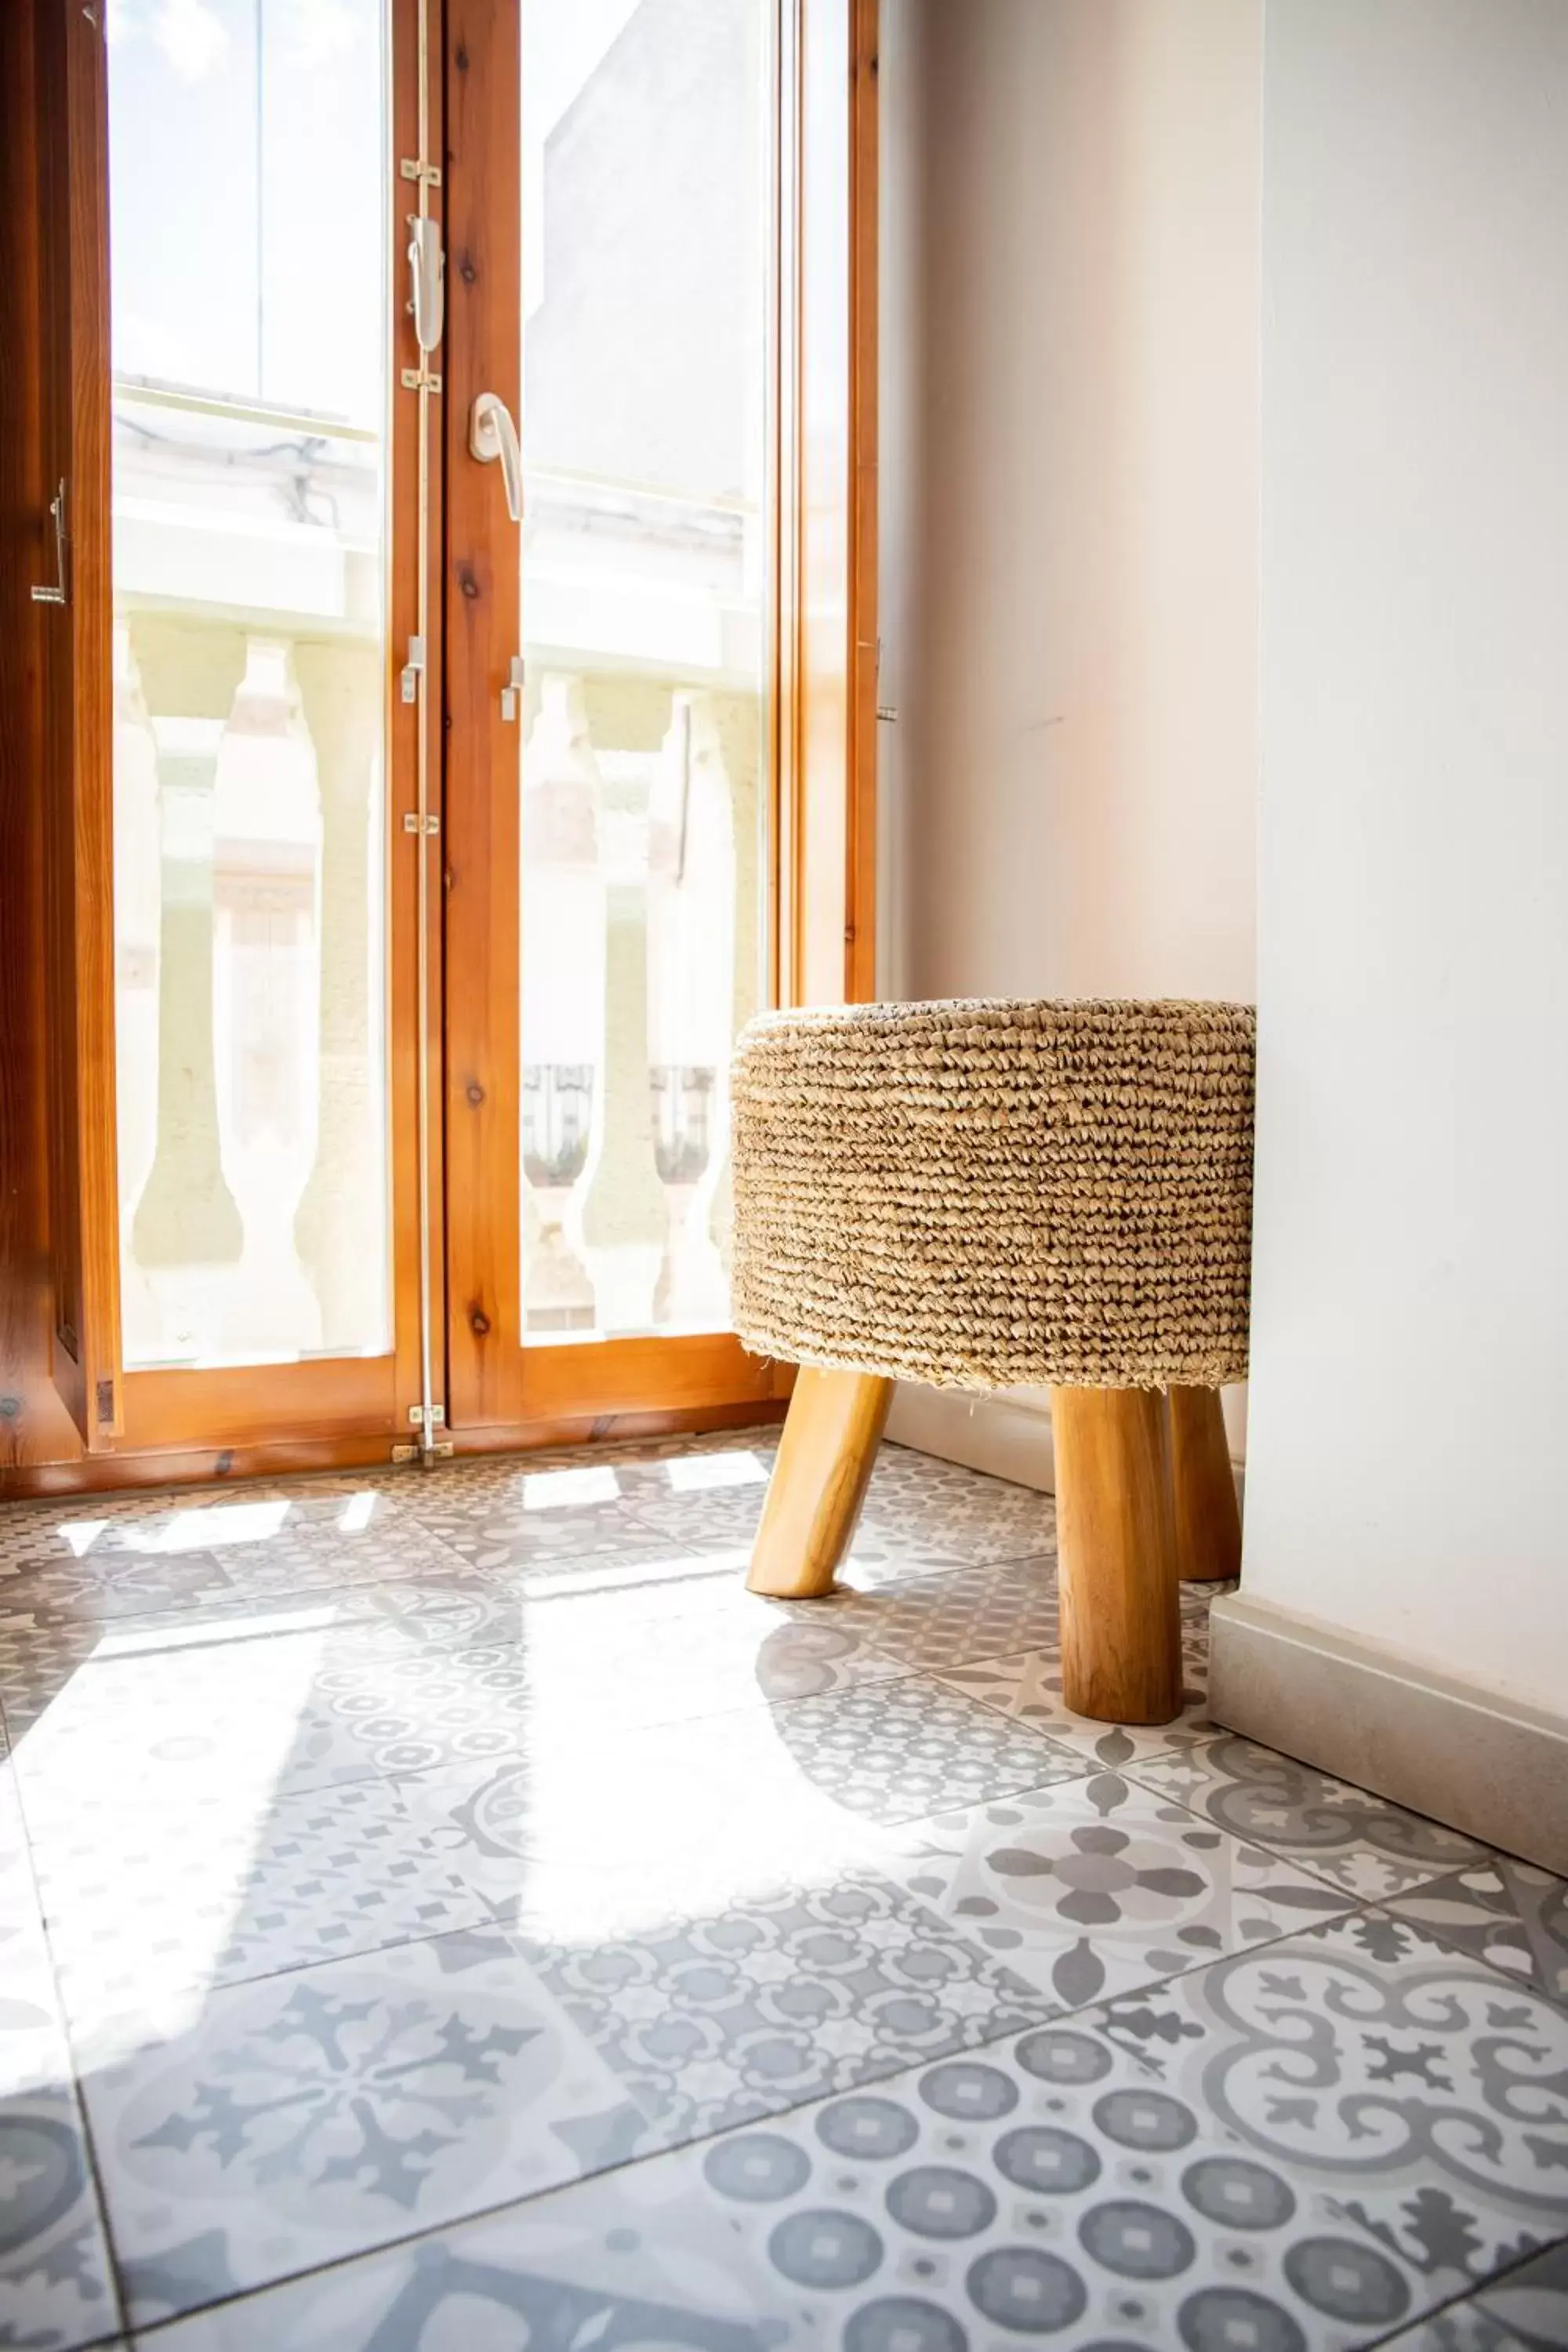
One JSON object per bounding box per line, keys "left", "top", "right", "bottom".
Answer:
{"left": 406, "top": 216, "right": 444, "bottom": 354}
{"left": 31, "top": 479, "right": 67, "bottom": 606}
{"left": 469, "top": 391, "right": 523, "bottom": 523}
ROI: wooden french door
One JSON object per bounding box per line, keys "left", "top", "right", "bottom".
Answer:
{"left": 18, "top": 0, "right": 875, "bottom": 1490}
{"left": 439, "top": 0, "right": 879, "bottom": 1450}
{"left": 49, "top": 0, "right": 435, "bottom": 1472}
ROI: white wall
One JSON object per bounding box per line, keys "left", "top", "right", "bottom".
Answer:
{"left": 877, "top": 0, "right": 1261, "bottom": 1475}
{"left": 1241, "top": 0, "right": 1568, "bottom": 1717}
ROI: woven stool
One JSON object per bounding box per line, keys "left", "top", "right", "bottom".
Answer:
{"left": 730, "top": 999, "right": 1254, "bottom": 1723}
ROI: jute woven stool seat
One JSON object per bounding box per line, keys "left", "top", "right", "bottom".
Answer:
{"left": 731, "top": 998, "right": 1256, "bottom": 1723}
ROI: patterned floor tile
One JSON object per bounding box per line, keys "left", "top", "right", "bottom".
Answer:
{"left": 0, "top": 1487, "right": 220, "bottom": 1562}
{"left": 609, "top": 1438, "right": 779, "bottom": 1512}
{"left": 118, "top": 2172, "right": 799, "bottom": 2350}
{"left": 147, "top": 2008, "right": 1462, "bottom": 2350}
{"left": 1181, "top": 1574, "right": 1233, "bottom": 1624}
{"left": 753, "top": 1675, "right": 1085, "bottom": 1824}
{"left": 882, "top": 1772, "right": 1351, "bottom": 2012}
{"left": 857, "top": 1452, "right": 1058, "bottom": 1569}
{"left": 80, "top": 1923, "right": 655, "bottom": 2328}
{"left": 623, "top": 1443, "right": 1059, "bottom": 1578}
{"left": 33, "top": 1773, "right": 494, "bottom": 2020}
{"left": 397, "top": 1681, "right": 1085, "bottom": 1942}
{"left": 1, "top": 1772, "right": 122, "bottom": 2350}
{"left": 1383, "top": 1861, "right": 1568, "bottom": 2006}
{"left": 393, "top": 1717, "right": 891, "bottom": 1933}
{"left": 13, "top": 1602, "right": 904, "bottom": 1859}
{"left": 0, "top": 1486, "right": 474, "bottom": 1617}
{"left": 936, "top": 1636, "right": 1218, "bottom": 1769}
{"left": 405, "top": 1471, "right": 699, "bottom": 1572}
{"left": 496, "top": 1422, "right": 781, "bottom": 1502}
{"left": 1380, "top": 2263, "right": 1557, "bottom": 2350}
{"left": 8, "top": 1632, "right": 368, "bottom": 1826}
{"left": 0, "top": 1581, "right": 546, "bottom": 1751}
{"left": 1464, "top": 2237, "right": 1568, "bottom": 2350}
{"left": 0, "top": 1548, "right": 238, "bottom": 1634}
{"left": 1381, "top": 2305, "right": 1529, "bottom": 2349}
{"left": 7, "top": 1434, "right": 1552, "bottom": 2352}
{"left": 1095, "top": 1910, "right": 1568, "bottom": 2303}
{"left": 515, "top": 1872, "right": 1048, "bottom": 2144}
{"left": 819, "top": 1558, "right": 1065, "bottom": 1671}
{"left": 474, "top": 1542, "right": 752, "bottom": 1617}
{"left": 184, "top": 1492, "right": 473, "bottom": 1599}
{"left": 1130, "top": 1735, "right": 1494, "bottom": 1900}
{"left": 7, "top": 1621, "right": 524, "bottom": 1815}
{"left": 522, "top": 1594, "right": 906, "bottom": 1718}
{"left": 592, "top": 1475, "right": 773, "bottom": 1555}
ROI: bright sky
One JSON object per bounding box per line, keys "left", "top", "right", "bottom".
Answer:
{"left": 106, "top": 0, "right": 641, "bottom": 416}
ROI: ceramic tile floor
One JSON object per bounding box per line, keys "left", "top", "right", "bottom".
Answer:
{"left": 1, "top": 1427, "right": 1564, "bottom": 2351}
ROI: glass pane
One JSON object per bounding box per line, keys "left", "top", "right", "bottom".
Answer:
{"left": 519, "top": 0, "right": 771, "bottom": 1340}
{"left": 108, "top": 0, "right": 391, "bottom": 1369}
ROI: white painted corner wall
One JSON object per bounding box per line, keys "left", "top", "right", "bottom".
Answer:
{"left": 876, "top": 0, "right": 1261, "bottom": 1488}
{"left": 874, "top": 0, "right": 1568, "bottom": 1789}
{"left": 1234, "top": 0, "right": 1568, "bottom": 1724}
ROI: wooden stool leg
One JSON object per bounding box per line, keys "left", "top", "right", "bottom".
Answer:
{"left": 1051, "top": 1386, "right": 1182, "bottom": 1723}
{"left": 1168, "top": 1385, "right": 1242, "bottom": 1583}
{"left": 747, "top": 1367, "right": 895, "bottom": 1599}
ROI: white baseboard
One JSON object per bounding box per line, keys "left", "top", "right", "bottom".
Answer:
{"left": 884, "top": 1381, "right": 1247, "bottom": 1504}
{"left": 885, "top": 1384, "right": 1056, "bottom": 1490}
{"left": 1210, "top": 1592, "right": 1568, "bottom": 1877}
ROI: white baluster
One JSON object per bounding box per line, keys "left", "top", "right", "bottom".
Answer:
{"left": 136, "top": 714, "right": 242, "bottom": 1364}
{"left": 292, "top": 637, "right": 390, "bottom": 1356}
{"left": 521, "top": 674, "right": 602, "bottom": 1331}
{"left": 211, "top": 639, "right": 324, "bottom": 1360}
{"left": 575, "top": 738, "right": 668, "bottom": 1335}
{"left": 113, "top": 624, "right": 164, "bottom": 1363}
{"left": 648, "top": 691, "right": 735, "bottom": 1328}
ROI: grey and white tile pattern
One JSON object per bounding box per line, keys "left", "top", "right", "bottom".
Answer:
{"left": 1131, "top": 1735, "right": 1494, "bottom": 1900}
{"left": 82, "top": 1924, "right": 653, "bottom": 2327}
{"left": 9, "top": 1625, "right": 544, "bottom": 1810}
{"left": 821, "top": 1558, "right": 1067, "bottom": 1671}
{"left": 515, "top": 1873, "right": 1048, "bottom": 2143}
{"left": 619, "top": 1439, "right": 1057, "bottom": 1577}
{"left": 32, "top": 1773, "right": 494, "bottom": 2017}
{"left": 855, "top": 1445, "right": 1058, "bottom": 1566}
{"left": 1384, "top": 1860, "right": 1568, "bottom": 2005}
{"left": 754, "top": 1675, "right": 1084, "bottom": 1823}
{"left": 136, "top": 2009, "right": 1467, "bottom": 2350}
{"left": 1381, "top": 2240, "right": 1568, "bottom": 2350}
{"left": 1096, "top": 1911, "right": 1568, "bottom": 2294}
{"left": 0, "top": 1772, "right": 121, "bottom": 2350}
{"left": 884, "top": 1772, "right": 1352, "bottom": 2012}
{"left": 405, "top": 1473, "right": 695, "bottom": 1572}
{"left": 937, "top": 1637, "right": 1218, "bottom": 1767}
{"left": 1459, "top": 2236, "right": 1568, "bottom": 2350}
{"left": 0, "top": 1427, "right": 1562, "bottom": 2352}
{"left": 0, "top": 1581, "right": 514, "bottom": 1735}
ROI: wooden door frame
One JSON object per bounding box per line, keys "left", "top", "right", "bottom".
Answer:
{"left": 33, "top": 0, "right": 122, "bottom": 1450}
{"left": 777, "top": 0, "right": 880, "bottom": 1012}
